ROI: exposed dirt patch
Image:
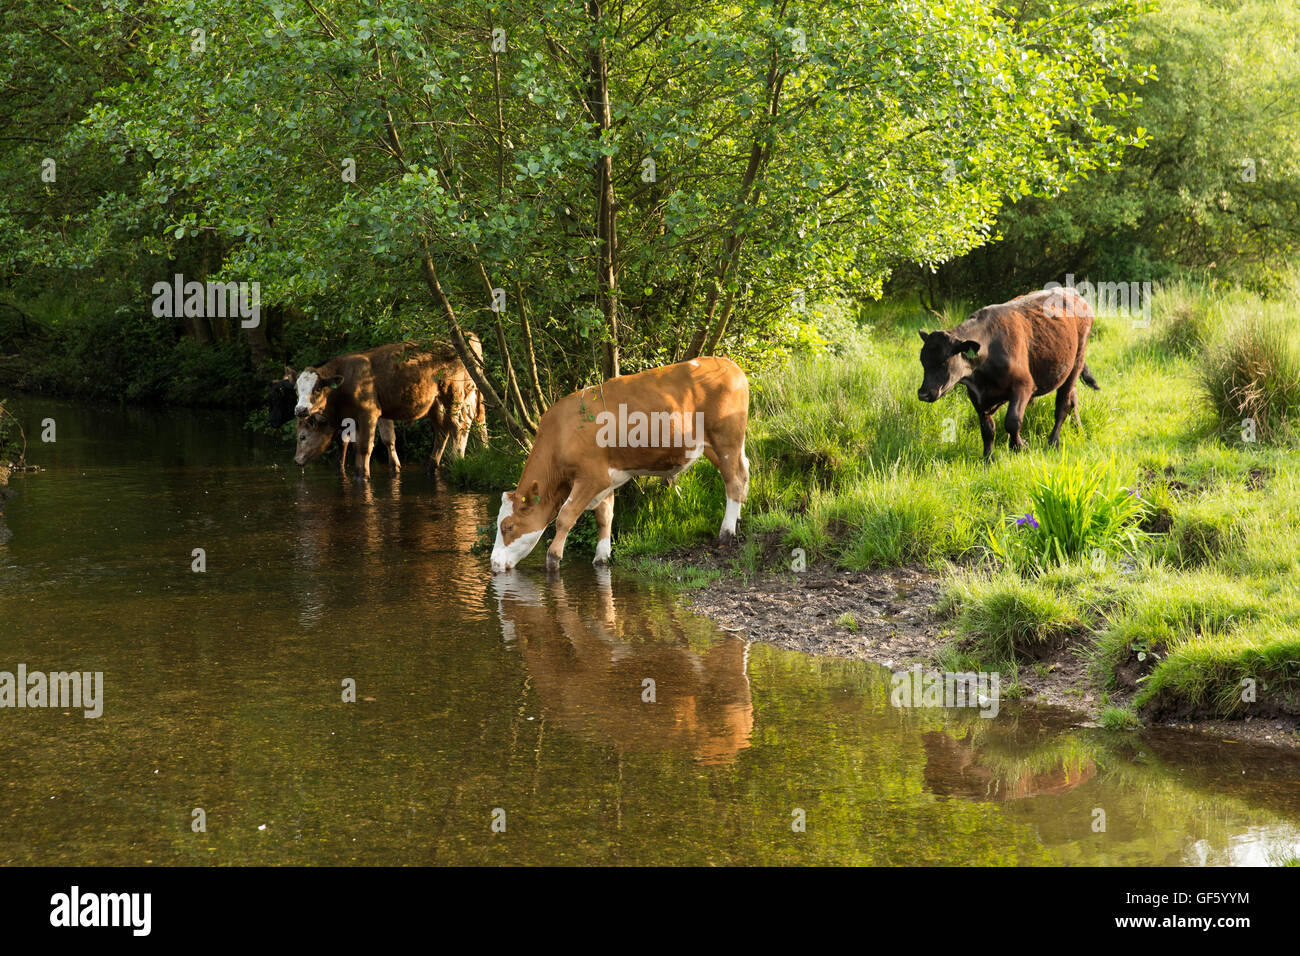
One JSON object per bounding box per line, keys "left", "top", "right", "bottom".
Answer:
{"left": 1140, "top": 506, "right": 1173, "bottom": 534}
{"left": 680, "top": 560, "right": 946, "bottom": 666}
{"left": 1246, "top": 466, "right": 1273, "bottom": 491}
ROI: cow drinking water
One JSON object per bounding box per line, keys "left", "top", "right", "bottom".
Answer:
{"left": 916, "top": 288, "right": 1099, "bottom": 458}
{"left": 491, "top": 357, "right": 750, "bottom": 572}
{"left": 292, "top": 337, "right": 485, "bottom": 479}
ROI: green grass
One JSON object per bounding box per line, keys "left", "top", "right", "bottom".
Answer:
{"left": 1199, "top": 303, "right": 1300, "bottom": 445}
{"left": 987, "top": 456, "right": 1149, "bottom": 572}
{"left": 1100, "top": 705, "right": 1142, "bottom": 731}
{"left": 942, "top": 570, "right": 1089, "bottom": 661}
{"left": 609, "top": 279, "right": 1300, "bottom": 721}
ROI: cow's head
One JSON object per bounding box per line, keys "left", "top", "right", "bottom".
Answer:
{"left": 294, "top": 412, "right": 335, "bottom": 466}
{"left": 267, "top": 367, "right": 297, "bottom": 428}
{"left": 293, "top": 368, "right": 344, "bottom": 418}
{"left": 490, "top": 481, "right": 549, "bottom": 572}
{"left": 916, "top": 330, "right": 981, "bottom": 402}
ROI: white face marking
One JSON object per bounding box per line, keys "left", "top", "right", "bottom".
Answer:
{"left": 490, "top": 493, "right": 545, "bottom": 572}
{"left": 721, "top": 497, "right": 742, "bottom": 537}
{"left": 593, "top": 537, "right": 612, "bottom": 564}
{"left": 294, "top": 369, "right": 319, "bottom": 417}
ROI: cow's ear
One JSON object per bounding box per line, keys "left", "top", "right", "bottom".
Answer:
{"left": 518, "top": 480, "right": 541, "bottom": 511}
{"left": 918, "top": 330, "right": 929, "bottom": 342}
{"left": 957, "top": 339, "right": 980, "bottom": 358}
{"left": 283, "top": 365, "right": 296, "bottom": 380}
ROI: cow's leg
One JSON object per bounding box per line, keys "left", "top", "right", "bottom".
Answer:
{"left": 474, "top": 393, "right": 489, "bottom": 448}
{"left": 352, "top": 415, "right": 377, "bottom": 481}
{"left": 338, "top": 436, "right": 350, "bottom": 474}
{"left": 1004, "top": 384, "right": 1033, "bottom": 452}
{"left": 969, "top": 392, "right": 996, "bottom": 459}
{"left": 704, "top": 443, "right": 750, "bottom": 545}
{"left": 592, "top": 493, "right": 615, "bottom": 565}
{"left": 1048, "top": 374, "right": 1080, "bottom": 448}
{"left": 446, "top": 399, "right": 467, "bottom": 462}
{"left": 378, "top": 419, "right": 400, "bottom": 471}
{"left": 454, "top": 414, "right": 471, "bottom": 458}
{"left": 547, "top": 480, "right": 603, "bottom": 572}
{"left": 427, "top": 422, "right": 451, "bottom": 474}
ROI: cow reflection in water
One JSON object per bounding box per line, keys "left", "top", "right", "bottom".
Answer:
{"left": 492, "top": 569, "right": 754, "bottom": 765}
{"left": 922, "top": 731, "right": 1097, "bottom": 801}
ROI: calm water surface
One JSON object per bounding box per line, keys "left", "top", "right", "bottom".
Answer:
{"left": 2, "top": 397, "right": 1300, "bottom": 865}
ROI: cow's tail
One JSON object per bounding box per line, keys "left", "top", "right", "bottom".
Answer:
{"left": 1081, "top": 365, "right": 1100, "bottom": 390}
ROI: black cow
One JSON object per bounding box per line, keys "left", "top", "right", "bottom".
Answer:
{"left": 917, "top": 288, "right": 1100, "bottom": 458}
{"left": 266, "top": 367, "right": 297, "bottom": 428}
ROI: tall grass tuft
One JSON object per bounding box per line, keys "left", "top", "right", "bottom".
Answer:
{"left": 1152, "top": 278, "right": 1221, "bottom": 355}
{"left": 1199, "top": 309, "right": 1300, "bottom": 445}
{"left": 988, "top": 457, "right": 1148, "bottom": 572}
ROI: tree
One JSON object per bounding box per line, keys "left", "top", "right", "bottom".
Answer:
{"left": 6, "top": 0, "right": 1146, "bottom": 434}
{"left": 899, "top": 0, "right": 1300, "bottom": 301}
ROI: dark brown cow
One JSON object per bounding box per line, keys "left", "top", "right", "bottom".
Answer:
{"left": 293, "top": 336, "right": 485, "bottom": 479}
{"left": 916, "top": 288, "right": 1099, "bottom": 458}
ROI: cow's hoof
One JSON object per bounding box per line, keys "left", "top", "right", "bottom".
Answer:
{"left": 717, "top": 530, "right": 736, "bottom": 548}
{"left": 545, "top": 553, "right": 561, "bottom": 572}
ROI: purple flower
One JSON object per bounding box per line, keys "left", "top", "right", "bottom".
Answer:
{"left": 1016, "top": 513, "right": 1039, "bottom": 530}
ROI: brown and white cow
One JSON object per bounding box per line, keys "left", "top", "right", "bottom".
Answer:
{"left": 293, "top": 336, "right": 486, "bottom": 479}
{"left": 916, "top": 287, "right": 1100, "bottom": 458}
{"left": 490, "top": 356, "right": 750, "bottom": 572}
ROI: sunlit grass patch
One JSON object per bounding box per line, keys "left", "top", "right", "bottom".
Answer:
{"left": 1136, "top": 622, "right": 1300, "bottom": 717}
{"left": 943, "top": 571, "right": 1088, "bottom": 662}
{"left": 1199, "top": 306, "right": 1300, "bottom": 445}
{"left": 1092, "top": 570, "right": 1269, "bottom": 686}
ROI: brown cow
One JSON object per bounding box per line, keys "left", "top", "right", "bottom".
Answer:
{"left": 293, "top": 336, "right": 485, "bottom": 479}
{"left": 490, "top": 356, "right": 750, "bottom": 572}
{"left": 916, "top": 287, "right": 1099, "bottom": 458}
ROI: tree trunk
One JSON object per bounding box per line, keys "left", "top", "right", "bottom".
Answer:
{"left": 587, "top": 1, "right": 620, "bottom": 379}
{"left": 419, "top": 250, "right": 534, "bottom": 445}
